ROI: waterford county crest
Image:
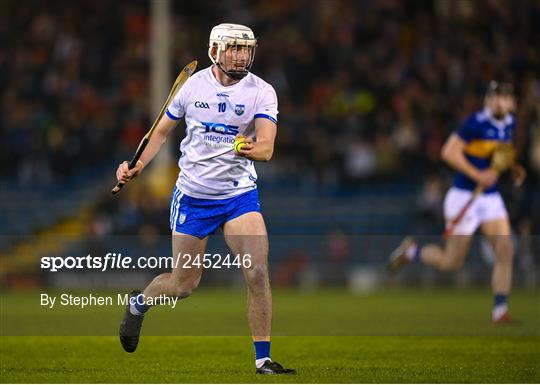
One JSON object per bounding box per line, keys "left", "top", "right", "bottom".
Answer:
{"left": 234, "top": 104, "right": 245, "bottom": 116}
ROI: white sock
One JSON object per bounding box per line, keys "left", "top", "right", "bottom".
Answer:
{"left": 404, "top": 243, "right": 418, "bottom": 261}
{"left": 492, "top": 304, "right": 508, "bottom": 321}
{"left": 129, "top": 303, "right": 143, "bottom": 316}
{"left": 255, "top": 357, "right": 271, "bottom": 368}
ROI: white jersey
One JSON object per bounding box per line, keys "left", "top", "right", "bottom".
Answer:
{"left": 166, "top": 66, "right": 278, "bottom": 199}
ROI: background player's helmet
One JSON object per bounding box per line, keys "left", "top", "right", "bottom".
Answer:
{"left": 208, "top": 23, "right": 257, "bottom": 80}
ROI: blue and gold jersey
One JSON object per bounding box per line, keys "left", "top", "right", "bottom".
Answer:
{"left": 453, "top": 108, "right": 515, "bottom": 193}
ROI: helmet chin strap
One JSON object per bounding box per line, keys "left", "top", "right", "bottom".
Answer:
{"left": 216, "top": 62, "right": 248, "bottom": 80}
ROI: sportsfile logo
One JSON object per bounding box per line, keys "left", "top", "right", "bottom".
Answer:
{"left": 40, "top": 253, "right": 252, "bottom": 272}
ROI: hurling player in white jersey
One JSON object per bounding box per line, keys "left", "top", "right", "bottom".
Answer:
{"left": 116, "top": 23, "right": 294, "bottom": 374}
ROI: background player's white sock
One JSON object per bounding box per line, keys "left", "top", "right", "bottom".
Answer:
{"left": 405, "top": 243, "right": 419, "bottom": 261}
{"left": 492, "top": 293, "right": 508, "bottom": 321}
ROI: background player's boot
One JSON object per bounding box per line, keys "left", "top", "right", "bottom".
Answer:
{"left": 388, "top": 236, "right": 416, "bottom": 275}
{"left": 119, "top": 290, "right": 145, "bottom": 353}
{"left": 256, "top": 360, "right": 295, "bottom": 375}
{"left": 493, "top": 311, "right": 521, "bottom": 325}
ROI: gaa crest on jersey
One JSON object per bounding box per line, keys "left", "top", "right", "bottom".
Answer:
{"left": 179, "top": 213, "right": 186, "bottom": 224}
{"left": 234, "top": 104, "right": 245, "bottom": 116}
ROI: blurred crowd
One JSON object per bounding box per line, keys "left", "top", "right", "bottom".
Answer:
{"left": 169, "top": 0, "right": 540, "bottom": 190}
{"left": 1, "top": 0, "right": 539, "bottom": 232}
{"left": 1, "top": 0, "right": 150, "bottom": 182}
{"left": 253, "top": 0, "right": 540, "bottom": 186}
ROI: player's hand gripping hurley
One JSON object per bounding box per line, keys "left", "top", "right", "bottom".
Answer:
{"left": 444, "top": 143, "right": 516, "bottom": 238}
{"left": 111, "top": 60, "right": 198, "bottom": 194}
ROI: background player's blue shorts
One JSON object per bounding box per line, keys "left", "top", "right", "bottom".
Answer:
{"left": 169, "top": 187, "right": 261, "bottom": 238}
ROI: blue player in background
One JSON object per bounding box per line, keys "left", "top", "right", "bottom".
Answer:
{"left": 389, "top": 81, "right": 526, "bottom": 324}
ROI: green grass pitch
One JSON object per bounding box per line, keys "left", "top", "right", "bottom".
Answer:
{"left": 1, "top": 288, "right": 539, "bottom": 383}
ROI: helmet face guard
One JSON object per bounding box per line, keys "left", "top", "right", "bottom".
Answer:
{"left": 208, "top": 24, "right": 257, "bottom": 81}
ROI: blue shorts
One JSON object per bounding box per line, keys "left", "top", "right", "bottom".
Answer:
{"left": 169, "top": 187, "right": 261, "bottom": 238}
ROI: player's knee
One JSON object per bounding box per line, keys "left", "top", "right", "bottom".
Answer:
{"left": 244, "top": 265, "right": 269, "bottom": 291}
{"left": 494, "top": 238, "right": 514, "bottom": 264}
{"left": 443, "top": 255, "right": 466, "bottom": 271}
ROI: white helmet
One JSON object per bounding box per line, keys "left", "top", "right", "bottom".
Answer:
{"left": 208, "top": 23, "right": 257, "bottom": 80}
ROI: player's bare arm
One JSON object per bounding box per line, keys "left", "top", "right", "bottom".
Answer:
{"left": 509, "top": 129, "right": 526, "bottom": 187}
{"left": 116, "top": 116, "right": 178, "bottom": 183}
{"left": 236, "top": 118, "right": 277, "bottom": 162}
{"left": 511, "top": 163, "right": 526, "bottom": 186}
{"left": 441, "top": 133, "right": 498, "bottom": 188}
